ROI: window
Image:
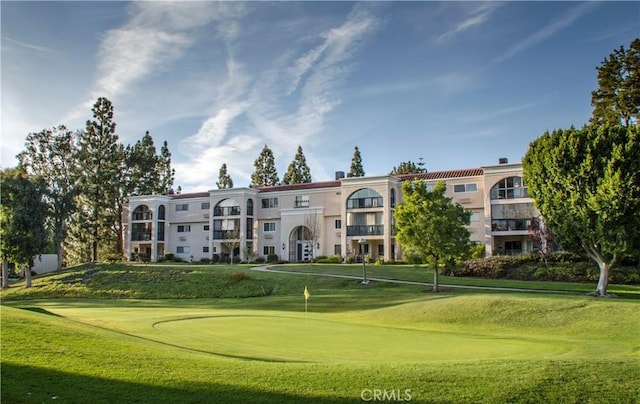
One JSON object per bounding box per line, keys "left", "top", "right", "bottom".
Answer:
{"left": 263, "top": 246, "right": 275, "bottom": 255}
{"left": 294, "top": 195, "right": 309, "bottom": 208}
{"left": 132, "top": 205, "right": 152, "bottom": 221}
{"left": 454, "top": 183, "right": 478, "bottom": 193}
{"left": 203, "top": 225, "right": 210, "bottom": 231}
{"left": 177, "top": 246, "right": 190, "bottom": 254}
{"left": 263, "top": 222, "right": 276, "bottom": 232}
{"left": 390, "top": 189, "right": 396, "bottom": 208}
{"left": 176, "top": 204, "right": 188, "bottom": 211}
{"left": 491, "top": 177, "right": 529, "bottom": 200}
{"left": 261, "top": 198, "right": 278, "bottom": 208}
{"left": 347, "top": 188, "right": 383, "bottom": 209}
{"left": 201, "top": 202, "right": 210, "bottom": 210}
{"left": 334, "top": 245, "right": 342, "bottom": 255}
{"left": 177, "top": 225, "right": 191, "bottom": 232}
{"left": 335, "top": 219, "right": 342, "bottom": 229}
{"left": 247, "top": 199, "right": 254, "bottom": 216}
{"left": 214, "top": 199, "right": 240, "bottom": 216}
{"left": 203, "top": 246, "right": 209, "bottom": 253}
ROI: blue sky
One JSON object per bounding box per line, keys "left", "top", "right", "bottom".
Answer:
{"left": 2, "top": 1, "right": 638, "bottom": 192}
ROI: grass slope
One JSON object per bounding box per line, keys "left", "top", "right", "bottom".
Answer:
{"left": 2, "top": 264, "right": 639, "bottom": 403}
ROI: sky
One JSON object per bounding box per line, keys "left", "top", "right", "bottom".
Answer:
{"left": 2, "top": 1, "right": 639, "bottom": 192}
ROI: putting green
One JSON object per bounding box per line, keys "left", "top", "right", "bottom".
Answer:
{"left": 152, "top": 315, "right": 570, "bottom": 363}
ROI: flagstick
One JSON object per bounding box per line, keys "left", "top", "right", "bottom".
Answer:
{"left": 305, "top": 298, "right": 308, "bottom": 328}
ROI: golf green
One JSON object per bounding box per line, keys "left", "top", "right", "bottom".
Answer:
{"left": 151, "top": 314, "right": 570, "bottom": 363}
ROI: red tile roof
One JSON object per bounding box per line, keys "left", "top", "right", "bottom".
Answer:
{"left": 256, "top": 181, "right": 342, "bottom": 193}
{"left": 396, "top": 168, "right": 483, "bottom": 181}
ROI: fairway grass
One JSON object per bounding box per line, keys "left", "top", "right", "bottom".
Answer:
{"left": 2, "top": 264, "right": 639, "bottom": 403}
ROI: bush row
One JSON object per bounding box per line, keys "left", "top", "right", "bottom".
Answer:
{"left": 452, "top": 254, "right": 640, "bottom": 284}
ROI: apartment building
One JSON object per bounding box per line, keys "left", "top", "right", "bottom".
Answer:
{"left": 123, "top": 159, "right": 536, "bottom": 262}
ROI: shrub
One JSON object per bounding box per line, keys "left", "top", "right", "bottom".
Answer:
{"left": 407, "top": 253, "right": 423, "bottom": 266}
{"left": 253, "top": 257, "right": 265, "bottom": 264}
{"left": 315, "top": 255, "right": 343, "bottom": 264}
{"left": 345, "top": 256, "right": 355, "bottom": 264}
{"left": 212, "top": 254, "right": 220, "bottom": 264}
{"left": 199, "top": 258, "right": 212, "bottom": 264}
{"left": 267, "top": 254, "right": 279, "bottom": 263}
{"left": 164, "top": 253, "right": 174, "bottom": 261}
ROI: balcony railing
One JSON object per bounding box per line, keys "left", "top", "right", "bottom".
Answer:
{"left": 214, "top": 206, "right": 241, "bottom": 216}
{"left": 346, "top": 225, "right": 384, "bottom": 236}
{"left": 213, "top": 230, "right": 240, "bottom": 240}
{"left": 132, "top": 231, "right": 152, "bottom": 241}
{"left": 347, "top": 197, "right": 383, "bottom": 210}
{"left": 491, "top": 219, "right": 531, "bottom": 232}
{"left": 132, "top": 212, "right": 152, "bottom": 221}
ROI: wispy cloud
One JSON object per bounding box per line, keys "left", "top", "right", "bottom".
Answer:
{"left": 492, "top": 2, "right": 597, "bottom": 65}
{"left": 177, "top": 3, "right": 383, "bottom": 189}
{"left": 2, "top": 36, "right": 54, "bottom": 54}
{"left": 436, "top": 2, "right": 502, "bottom": 42}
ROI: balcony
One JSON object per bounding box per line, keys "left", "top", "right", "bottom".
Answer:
{"left": 132, "top": 231, "right": 152, "bottom": 241}
{"left": 347, "top": 197, "right": 383, "bottom": 210}
{"left": 214, "top": 206, "right": 241, "bottom": 216}
{"left": 213, "top": 230, "right": 240, "bottom": 240}
{"left": 347, "top": 225, "right": 384, "bottom": 236}
{"left": 132, "top": 212, "right": 152, "bottom": 221}
{"left": 491, "top": 219, "right": 531, "bottom": 232}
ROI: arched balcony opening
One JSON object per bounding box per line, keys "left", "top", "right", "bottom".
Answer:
{"left": 214, "top": 198, "right": 241, "bottom": 216}
{"left": 490, "top": 176, "right": 529, "bottom": 200}
{"left": 132, "top": 205, "right": 152, "bottom": 221}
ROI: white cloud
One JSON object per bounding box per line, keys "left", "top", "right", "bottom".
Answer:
{"left": 493, "top": 2, "right": 597, "bottom": 64}
{"left": 2, "top": 37, "right": 54, "bottom": 54}
{"left": 436, "top": 2, "right": 502, "bottom": 42}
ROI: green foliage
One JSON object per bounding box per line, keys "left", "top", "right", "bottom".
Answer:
{"left": 216, "top": 163, "right": 234, "bottom": 189}
{"left": 250, "top": 144, "right": 279, "bottom": 187}
{"left": 0, "top": 168, "right": 49, "bottom": 287}
{"left": 591, "top": 38, "right": 640, "bottom": 126}
{"left": 347, "top": 146, "right": 365, "bottom": 177}
{"left": 17, "top": 125, "right": 78, "bottom": 271}
{"left": 314, "top": 255, "right": 343, "bottom": 264}
{"left": 282, "top": 145, "right": 312, "bottom": 184}
{"left": 389, "top": 160, "right": 427, "bottom": 175}
{"left": 267, "top": 254, "right": 279, "bottom": 263}
{"left": 523, "top": 124, "right": 640, "bottom": 295}
{"left": 395, "top": 180, "right": 471, "bottom": 290}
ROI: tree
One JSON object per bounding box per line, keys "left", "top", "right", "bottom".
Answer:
{"left": 158, "top": 140, "right": 175, "bottom": 194}
{"left": 389, "top": 160, "right": 427, "bottom": 175}
{"left": 217, "top": 163, "right": 234, "bottom": 189}
{"left": 250, "top": 144, "right": 279, "bottom": 187}
{"left": 347, "top": 146, "right": 365, "bottom": 177}
{"left": 523, "top": 124, "right": 640, "bottom": 296}
{"left": 283, "top": 145, "right": 312, "bottom": 184}
{"left": 222, "top": 228, "right": 241, "bottom": 264}
{"left": 527, "top": 217, "right": 555, "bottom": 268}
{"left": 394, "top": 180, "right": 471, "bottom": 292}
{"left": 591, "top": 38, "right": 640, "bottom": 127}
{"left": 304, "top": 212, "right": 322, "bottom": 262}
{"left": 0, "top": 168, "right": 49, "bottom": 288}
{"left": 127, "top": 131, "right": 160, "bottom": 196}
{"left": 74, "top": 97, "right": 122, "bottom": 262}
{"left": 17, "top": 125, "right": 78, "bottom": 270}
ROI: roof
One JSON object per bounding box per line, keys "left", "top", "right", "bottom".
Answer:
{"left": 170, "top": 191, "right": 210, "bottom": 200}
{"left": 396, "top": 168, "right": 483, "bottom": 181}
{"left": 255, "top": 181, "right": 342, "bottom": 193}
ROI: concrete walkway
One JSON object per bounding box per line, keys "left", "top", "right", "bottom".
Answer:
{"left": 250, "top": 265, "right": 575, "bottom": 295}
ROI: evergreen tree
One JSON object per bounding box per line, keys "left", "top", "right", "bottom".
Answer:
{"left": 283, "top": 145, "right": 312, "bottom": 184}
{"left": 347, "top": 146, "right": 365, "bottom": 177}
{"left": 127, "top": 131, "right": 160, "bottom": 196}
{"left": 217, "top": 163, "right": 234, "bottom": 189}
{"left": 0, "top": 167, "right": 48, "bottom": 288}
{"left": 17, "top": 125, "right": 78, "bottom": 270}
{"left": 73, "top": 97, "right": 122, "bottom": 262}
{"left": 591, "top": 38, "right": 640, "bottom": 126}
{"left": 250, "top": 144, "right": 279, "bottom": 187}
{"left": 158, "top": 140, "right": 175, "bottom": 194}
{"left": 389, "top": 160, "right": 427, "bottom": 175}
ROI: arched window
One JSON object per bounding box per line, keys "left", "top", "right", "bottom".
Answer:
{"left": 158, "top": 205, "right": 166, "bottom": 221}
{"left": 347, "top": 188, "right": 384, "bottom": 209}
{"left": 132, "top": 205, "right": 152, "bottom": 220}
{"left": 490, "top": 177, "right": 529, "bottom": 200}
{"left": 214, "top": 199, "right": 241, "bottom": 216}
{"left": 247, "top": 199, "right": 254, "bottom": 216}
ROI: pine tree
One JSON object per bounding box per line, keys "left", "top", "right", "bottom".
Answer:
{"left": 591, "top": 38, "right": 640, "bottom": 126}
{"left": 158, "top": 140, "right": 175, "bottom": 194}
{"left": 217, "top": 163, "right": 234, "bottom": 189}
{"left": 127, "top": 131, "right": 160, "bottom": 196}
{"left": 73, "top": 97, "right": 122, "bottom": 262}
{"left": 283, "top": 145, "right": 312, "bottom": 184}
{"left": 250, "top": 145, "right": 279, "bottom": 187}
{"left": 389, "top": 160, "right": 427, "bottom": 175}
{"left": 347, "top": 146, "right": 365, "bottom": 177}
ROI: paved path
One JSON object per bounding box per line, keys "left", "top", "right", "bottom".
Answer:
{"left": 250, "top": 265, "right": 575, "bottom": 295}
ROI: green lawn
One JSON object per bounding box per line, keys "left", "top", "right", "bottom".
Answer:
{"left": 2, "top": 263, "right": 639, "bottom": 403}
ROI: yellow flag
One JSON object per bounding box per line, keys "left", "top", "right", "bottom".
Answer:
{"left": 304, "top": 286, "right": 310, "bottom": 300}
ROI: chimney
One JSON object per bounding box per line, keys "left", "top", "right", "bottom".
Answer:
{"left": 498, "top": 157, "right": 508, "bottom": 164}
{"left": 335, "top": 171, "right": 345, "bottom": 180}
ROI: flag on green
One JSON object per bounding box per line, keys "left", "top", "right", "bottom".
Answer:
{"left": 304, "top": 286, "right": 310, "bottom": 300}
